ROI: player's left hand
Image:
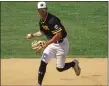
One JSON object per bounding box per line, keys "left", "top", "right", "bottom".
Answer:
{"left": 42, "top": 42, "right": 49, "bottom": 49}
{"left": 31, "top": 40, "right": 46, "bottom": 52}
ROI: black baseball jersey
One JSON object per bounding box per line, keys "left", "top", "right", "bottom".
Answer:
{"left": 39, "top": 13, "right": 67, "bottom": 40}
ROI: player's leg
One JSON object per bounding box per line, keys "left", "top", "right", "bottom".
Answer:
{"left": 56, "top": 55, "right": 75, "bottom": 72}
{"left": 56, "top": 37, "right": 74, "bottom": 71}
{"left": 56, "top": 37, "right": 81, "bottom": 76}
{"left": 37, "top": 44, "right": 56, "bottom": 86}
{"left": 37, "top": 60, "right": 47, "bottom": 86}
{"left": 56, "top": 55, "right": 81, "bottom": 76}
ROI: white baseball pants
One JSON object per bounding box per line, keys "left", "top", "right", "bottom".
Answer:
{"left": 41, "top": 37, "right": 69, "bottom": 68}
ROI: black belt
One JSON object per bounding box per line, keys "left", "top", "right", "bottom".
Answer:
{"left": 55, "top": 39, "right": 63, "bottom": 43}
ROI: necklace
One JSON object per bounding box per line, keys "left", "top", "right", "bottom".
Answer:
{"left": 42, "top": 13, "right": 48, "bottom": 23}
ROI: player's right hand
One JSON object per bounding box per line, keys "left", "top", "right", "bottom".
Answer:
{"left": 26, "top": 33, "right": 33, "bottom": 39}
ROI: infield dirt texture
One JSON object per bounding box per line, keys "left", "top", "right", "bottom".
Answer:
{"left": 1, "top": 2, "right": 108, "bottom": 86}
{"left": 1, "top": 58, "right": 108, "bottom": 85}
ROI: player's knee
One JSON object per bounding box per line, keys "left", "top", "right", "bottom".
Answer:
{"left": 41, "top": 53, "right": 50, "bottom": 63}
{"left": 40, "top": 60, "right": 47, "bottom": 67}
{"left": 56, "top": 67, "right": 64, "bottom": 72}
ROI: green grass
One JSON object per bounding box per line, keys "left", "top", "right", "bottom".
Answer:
{"left": 1, "top": 2, "right": 108, "bottom": 58}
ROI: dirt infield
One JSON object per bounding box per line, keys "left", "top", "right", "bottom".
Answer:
{"left": 1, "top": 58, "right": 107, "bottom": 85}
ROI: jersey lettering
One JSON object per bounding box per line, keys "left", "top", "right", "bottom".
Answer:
{"left": 42, "top": 25, "right": 49, "bottom": 30}
{"left": 54, "top": 24, "right": 59, "bottom": 29}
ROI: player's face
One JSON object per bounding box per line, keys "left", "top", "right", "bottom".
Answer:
{"left": 38, "top": 8, "right": 47, "bottom": 17}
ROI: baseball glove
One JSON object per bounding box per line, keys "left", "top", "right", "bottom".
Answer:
{"left": 31, "top": 40, "right": 46, "bottom": 52}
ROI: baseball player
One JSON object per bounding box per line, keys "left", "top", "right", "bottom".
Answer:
{"left": 26, "top": 2, "right": 81, "bottom": 86}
